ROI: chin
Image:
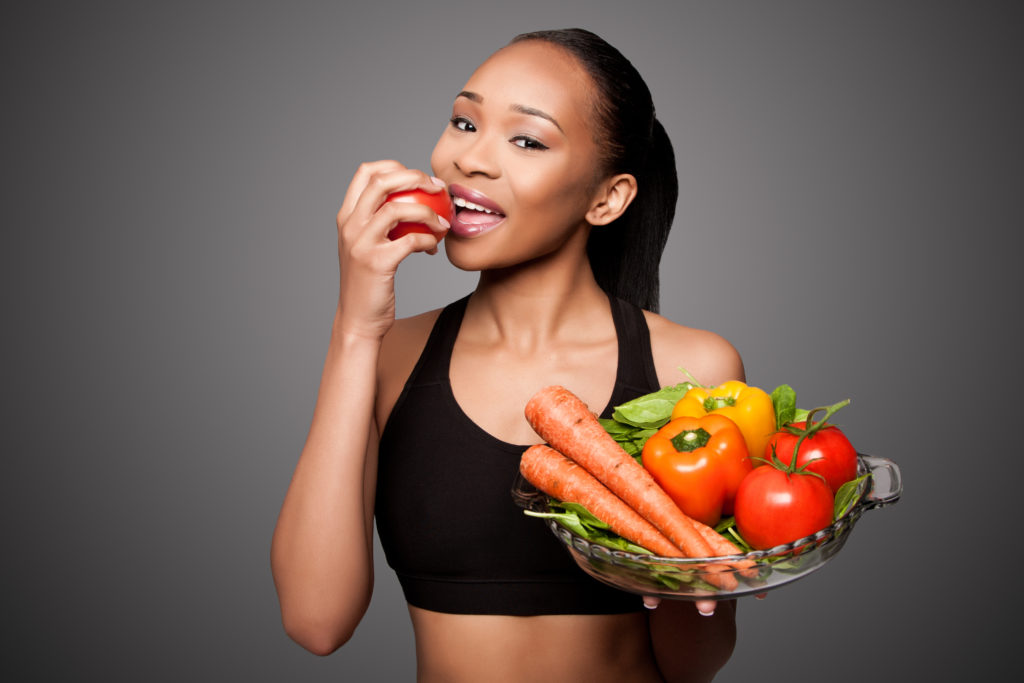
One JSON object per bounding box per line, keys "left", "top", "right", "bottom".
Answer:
{"left": 443, "top": 240, "right": 496, "bottom": 273}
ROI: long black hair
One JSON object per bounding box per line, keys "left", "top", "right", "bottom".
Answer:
{"left": 510, "top": 28, "right": 678, "bottom": 313}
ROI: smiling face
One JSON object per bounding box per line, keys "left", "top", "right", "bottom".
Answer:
{"left": 430, "top": 40, "right": 608, "bottom": 272}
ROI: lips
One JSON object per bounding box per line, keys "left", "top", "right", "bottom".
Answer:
{"left": 448, "top": 183, "right": 507, "bottom": 238}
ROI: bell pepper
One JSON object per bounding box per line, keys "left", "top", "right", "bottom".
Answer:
{"left": 671, "top": 380, "right": 776, "bottom": 465}
{"left": 641, "top": 413, "right": 753, "bottom": 526}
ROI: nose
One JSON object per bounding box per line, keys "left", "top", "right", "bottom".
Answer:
{"left": 452, "top": 132, "right": 500, "bottom": 179}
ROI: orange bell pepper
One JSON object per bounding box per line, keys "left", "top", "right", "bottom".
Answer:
{"left": 641, "top": 413, "right": 752, "bottom": 527}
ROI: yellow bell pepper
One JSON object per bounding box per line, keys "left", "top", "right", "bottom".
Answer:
{"left": 671, "top": 380, "right": 776, "bottom": 463}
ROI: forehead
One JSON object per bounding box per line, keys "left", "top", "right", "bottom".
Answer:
{"left": 462, "top": 41, "right": 596, "bottom": 131}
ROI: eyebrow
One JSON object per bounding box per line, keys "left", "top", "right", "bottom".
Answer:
{"left": 455, "top": 90, "right": 565, "bottom": 134}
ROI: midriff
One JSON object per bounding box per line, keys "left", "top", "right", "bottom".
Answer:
{"left": 408, "top": 606, "right": 665, "bottom": 683}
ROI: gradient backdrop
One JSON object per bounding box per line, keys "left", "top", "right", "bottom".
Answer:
{"left": 5, "top": 1, "right": 1021, "bottom": 680}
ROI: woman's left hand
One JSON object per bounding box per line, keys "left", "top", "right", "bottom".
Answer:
{"left": 643, "top": 596, "right": 716, "bottom": 616}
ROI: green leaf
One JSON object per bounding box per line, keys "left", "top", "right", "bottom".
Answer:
{"left": 598, "top": 417, "right": 637, "bottom": 437}
{"left": 713, "top": 516, "right": 737, "bottom": 534}
{"left": 527, "top": 502, "right": 653, "bottom": 554}
{"left": 611, "top": 382, "right": 694, "bottom": 429}
{"left": 770, "top": 384, "right": 797, "bottom": 429}
{"left": 554, "top": 501, "right": 610, "bottom": 530}
{"left": 833, "top": 474, "right": 870, "bottom": 520}
{"left": 591, "top": 533, "right": 654, "bottom": 554}
{"left": 524, "top": 510, "right": 592, "bottom": 538}
{"left": 628, "top": 430, "right": 656, "bottom": 453}
{"left": 599, "top": 418, "right": 657, "bottom": 458}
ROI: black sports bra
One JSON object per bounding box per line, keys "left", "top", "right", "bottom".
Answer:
{"left": 374, "top": 294, "right": 661, "bottom": 615}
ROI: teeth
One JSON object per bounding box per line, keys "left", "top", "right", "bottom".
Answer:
{"left": 453, "top": 196, "right": 500, "bottom": 215}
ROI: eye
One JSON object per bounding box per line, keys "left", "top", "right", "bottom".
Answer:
{"left": 511, "top": 135, "right": 549, "bottom": 151}
{"left": 450, "top": 116, "right": 476, "bottom": 132}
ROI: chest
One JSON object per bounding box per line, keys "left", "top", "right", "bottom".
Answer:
{"left": 449, "top": 337, "right": 620, "bottom": 446}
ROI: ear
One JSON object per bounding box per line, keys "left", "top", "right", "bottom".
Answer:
{"left": 585, "top": 173, "right": 638, "bottom": 226}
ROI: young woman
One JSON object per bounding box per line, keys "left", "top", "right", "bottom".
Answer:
{"left": 271, "top": 28, "right": 743, "bottom": 682}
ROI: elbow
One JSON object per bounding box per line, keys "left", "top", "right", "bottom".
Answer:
{"left": 282, "top": 612, "right": 359, "bottom": 656}
{"left": 277, "top": 589, "right": 372, "bottom": 656}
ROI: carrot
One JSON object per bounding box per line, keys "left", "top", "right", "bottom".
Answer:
{"left": 525, "top": 385, "right": 737, "bottom": 589}
{"left": 692, "top": 519, "right": 759, "bottom": 578}
{"left": 520, "top": 444, "right": 685, "bottom": 558}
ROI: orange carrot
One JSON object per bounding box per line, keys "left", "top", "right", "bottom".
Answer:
{"left": 525, "top": 386, "right": 737, "bottom": 589}
{"left": 692, "top": 519, "right": 758, "bottom": 578}
{"left": 520, "top": 444, "right": 685, "bottom": 558}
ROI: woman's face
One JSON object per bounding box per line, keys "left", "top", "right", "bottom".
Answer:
{"left": 430, "top": 40, "right": 606, "bottom": 272}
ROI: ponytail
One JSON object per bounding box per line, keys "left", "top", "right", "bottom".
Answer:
{"left": 587, "top": 119, "right": 677, "bottom": 313}
{"left": 512, "top": 28, "right": 677, "bottom": 313}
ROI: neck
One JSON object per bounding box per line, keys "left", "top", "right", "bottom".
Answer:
{"left": 465, "top": 232, "right": 610, "bottom": 347}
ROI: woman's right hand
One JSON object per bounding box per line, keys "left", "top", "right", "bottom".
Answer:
{"left": 335, "top": 160, "right": 450, "bottom": 340}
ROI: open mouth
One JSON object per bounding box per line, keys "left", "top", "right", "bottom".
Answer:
{"left": 449, "top": 184, "right": 507, "bottom": 238}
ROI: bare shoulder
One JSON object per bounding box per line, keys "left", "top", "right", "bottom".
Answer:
{"left": 375, "top": 307, "right": 443, "bottom": 430}
{"left": 643, "top": 310, "right": 746, "bottom": 387}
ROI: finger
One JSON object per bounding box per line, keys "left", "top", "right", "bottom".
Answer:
{"left": 342, "top": 168, "right": 446, "bottom": 235}
{"left": 755, "top": 592, "right": 767, "bottom": 600}
{"left": 695, "top": 599, "right": 716, "bottom": 616}
{"left": 338, "top": 160, "right": 407, "bottom": 223}
{"left": 642, "top": 596, "right": 661, "bottom": 610}
{"left": 371, "top": 202, "right": 450, "bottom": 243}
{"left": 377, "top": 229, "right": 445, "bottom": 262}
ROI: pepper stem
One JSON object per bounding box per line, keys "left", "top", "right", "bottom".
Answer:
{"left": 670, "top": 428, "right": 712, "bottom": 453}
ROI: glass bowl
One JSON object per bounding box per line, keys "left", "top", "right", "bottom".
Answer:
{"left": 511, "top": 454, "right": 901, "bottom": 601}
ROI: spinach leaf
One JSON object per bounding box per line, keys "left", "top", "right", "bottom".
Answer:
{"left": 611, "top": 382, "right": 694, "bottom": 429}
{"left": 525, "top": 501, "right": 653, "bottom": 554}
{"left": 600, "top": 418, "right": 656, "bottom": 459}
{"left": 833, "top": 474, "right": 870, "bottom": 520}
{"left": 770, "top": 384, "right": 797, "bottom": 429}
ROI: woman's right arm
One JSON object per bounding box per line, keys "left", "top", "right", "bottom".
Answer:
{"left": 270, "top": 161, "right": 449, "bottom": 655}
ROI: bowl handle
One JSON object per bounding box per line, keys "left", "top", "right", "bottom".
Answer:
{"left": 859, "top": 454, "right": 902, "bottom": 509}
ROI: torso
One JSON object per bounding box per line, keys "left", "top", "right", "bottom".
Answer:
{"left": 373, "top": 292, "right": 743, "bottom": 681}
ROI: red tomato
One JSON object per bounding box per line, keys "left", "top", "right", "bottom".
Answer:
{"left": 734, "top": 467, "right": 834, "bottom": 550}
{"left": 765, "top": 423, "right": 858, "bottom": 493}
{"left": 385, "top": 189, "right": 453, "bottom": 240}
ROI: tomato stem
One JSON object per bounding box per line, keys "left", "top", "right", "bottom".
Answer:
{"left": 784, "top": 399, "right": 850, "bottom": 466}
{"left": 765, "top": 443, "right": 827, "bottom": 483}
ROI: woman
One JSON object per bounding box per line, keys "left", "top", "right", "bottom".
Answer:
{"left": 271, "top": 28, "right": 742, "bottom": 682}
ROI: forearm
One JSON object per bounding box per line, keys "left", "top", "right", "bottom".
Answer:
{"left": 270, "top": 314, "right": 381, "bottom": 653}
{"left": 648, "top": 599, "right": 737, "bottom": 683}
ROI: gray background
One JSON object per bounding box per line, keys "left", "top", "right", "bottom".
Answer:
{"left": 5, "top": 0, "right": 1021, "bottom": 680}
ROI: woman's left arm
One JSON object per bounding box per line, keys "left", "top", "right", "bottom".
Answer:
{"left": 643, "top": 312, "right": 746, "bottom": 680}
{"left": 644, "top": 311, "right": 746, "bottom": 388}
{"left": 648, "top": 599, "right": 738, "bottom": 683}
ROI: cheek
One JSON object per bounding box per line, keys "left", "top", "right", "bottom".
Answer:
{"left": 429, "top": 136, "right": 448, "bottom": 175}
{"left": 512, "top": 160, "right": 595, "bottom": 223}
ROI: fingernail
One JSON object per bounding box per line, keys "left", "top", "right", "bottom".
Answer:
{"left": 643, "top": 602, "right": 657, "bottom": 610}
{"left": 698, "top": 608, "right": 715, "bottom": 617}
{"left": 431, "top": 176, "right": 445, "bottom": 186}
{"left": 438, "top": 216, "right": 450, "bottom": 229}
